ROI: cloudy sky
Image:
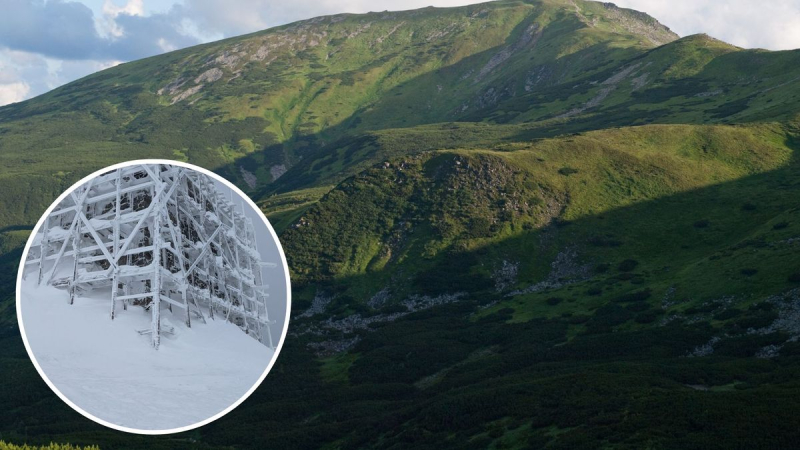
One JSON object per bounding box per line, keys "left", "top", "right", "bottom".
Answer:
{"left": 1, "top": 0, "right": 799, "bottom": 106}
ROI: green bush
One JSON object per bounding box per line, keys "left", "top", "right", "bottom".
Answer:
{"left": 713, "top": 308, "right": 742, "bottom": 320}
{"left": 0, "top": 442, "right": 99, "bottom": 450}
{"left": 594, "top": 263, "right": 611, "bottom": 273}
{"left": 618, "top": 259, "right": 639, "bottom": 272}
{"left": 635, "top": 311, "right": 659, "bottom": 323}
{"left": 614, "top": 289, "right": 652, "bottom": 303}
{"left": 558, "top": 167, "right": 579, "bottom": 176}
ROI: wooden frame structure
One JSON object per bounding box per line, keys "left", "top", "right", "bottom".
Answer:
{"left": 24, "top": 164, "right": 276, "bottom": 349}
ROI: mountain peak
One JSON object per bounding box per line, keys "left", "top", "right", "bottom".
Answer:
{"left": 574, "top": 0, "right": 678, "bottom": 46}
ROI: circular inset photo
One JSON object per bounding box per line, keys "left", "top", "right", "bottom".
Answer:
{"left": 16, "top": 160, "right": 291, "bottom": 434}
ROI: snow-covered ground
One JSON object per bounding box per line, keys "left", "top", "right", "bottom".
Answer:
{"left": 19, "top": 277, "right": 274, "bottom": 431}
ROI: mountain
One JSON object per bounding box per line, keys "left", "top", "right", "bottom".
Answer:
{"left": 1, "top": 0, "right": 800, "bottom": 448}
{"left": 0, "top": 0, "right": 680, "bottom": 226}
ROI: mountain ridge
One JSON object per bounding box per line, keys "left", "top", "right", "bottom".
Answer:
{"left": 0, "top": 1, "right": 680, "bottom": 202}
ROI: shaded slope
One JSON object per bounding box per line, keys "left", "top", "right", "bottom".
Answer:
{"left": 280, "top": 122, "right": 798, "bottom": 305}
{"left": 1, "top": 121, "right": 798, "bottom": 448}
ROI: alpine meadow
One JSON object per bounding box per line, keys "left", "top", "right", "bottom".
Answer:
{"left": 2, "top": 0, "right": 800, "bottom": 448}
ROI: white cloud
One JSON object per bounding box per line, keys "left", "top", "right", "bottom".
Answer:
{"left": 614, "top": 0, "right": 800, "bottom": 50}
{"left": 0, "top": 0, "right": 199, "bottom": 61}
{"left": 0, "top": 82, "right": 30, "bottom": 106}
{"left": 0, "top": 48, "right": 122, "bottom": 105}
{"left": 176, "top": 0, "right": 485, "bottom": 38}
{"left": 100, "top": 0, "right": 145, "bottom": 37}
{"left": 103, "top": 0, "right": 144, "bottom": 17}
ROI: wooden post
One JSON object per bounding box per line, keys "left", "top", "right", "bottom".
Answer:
{"left": 37, "top": 216, "right": 49, "bottom": 285}
{"left": 263, "top": 295, "right": 274, "bottom": 349}
{"left": 123, "top": 283, "right": 129, "bottom": 311}
{"left": 151, "top": 211, "right": 162, "bottom": 349}
{"left": 233, "top": 205, "right": 248, "bottom": 334}
{"left": 111, "top": 169, "right": 121, "bottom": 320}
{"left": 175, "top": 188, "right": 191, "bottom": 328}
{"left": 69, "top": 207, "right": 82, "bottom": 305}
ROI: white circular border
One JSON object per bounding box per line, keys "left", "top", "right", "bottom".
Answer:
{"left": 15, "top": 159, "right": 292, "bottom": 435}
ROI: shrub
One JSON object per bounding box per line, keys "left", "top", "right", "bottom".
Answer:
{"left": 614, "top": 288, "right": 652, "bottom": 303}
{"left": 618, "top": 259, "right": 639, "bottom": 272}
{"left": 748, "top": 302, "right": 774, "bottom": 312}
{"left": 732, "top": 311, "right": 778, "bottom": 330}
{"left": 635, "top": 310, "right": 659, "bottom": 323}
{"left": 626, "top": 302, "right": 650, "bottom": 312}
{"left": 740, "top": 268, "right": 758, "bottom": 276}
{"left": 588, "top": 235, "right": 622, "bottom": 247}
{"left": 742, "top": 202, "right": 757, "bottom": 211}
{"left": 773, "top": 221, "right": 789, "bottom": 230}
{"left": 713, "top": 309, "right": 742, "bottom": 320}
{"left": 546, "top": 297, "right": 563, "bottom": 306}
{"left": 694, "top": 219, "right": 710, "bottom": 228}
{"left": 568, "top": 315, "right": 590, "bottom": 324}
{"left": 788, "top": 272, "right": 800, "bottom": 283}
{"left": 558, "top": 167, "right": 579, "bottom": 176}
{"left": 587, "top": 287, "right": 602, "bottom": 296}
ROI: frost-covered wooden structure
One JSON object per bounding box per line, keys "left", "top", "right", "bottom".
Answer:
{"left": 24, "top": 164, "right": 276, "bottom": 349}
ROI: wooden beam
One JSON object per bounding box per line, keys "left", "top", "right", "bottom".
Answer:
{"left": 185, "top": 225, "right": 223, "bottom": 276}
{"left": 46, "top": 179, "right": 95, "bottom": 284}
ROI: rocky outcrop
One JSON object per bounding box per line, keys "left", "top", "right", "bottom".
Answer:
{"left": 474, "top": 23, "right": 542, "bottom": 83}
{"left": 508, "top": 247, "right": 591, "bottom": 296}
{"left": 296, "top": 291, "right": 466, "bottom": 356}
{"left": 557, "top": 62, "right": 643, "bottom": 118}
{"left": 270, "top": 164, "right": 287, "bottom": 181}
{"left": 298, "top": 290, "right": 333, "bottom": 318}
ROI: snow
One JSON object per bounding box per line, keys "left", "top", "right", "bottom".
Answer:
{"left": 31, "top": 225, "right": 72, "bottom": 245}
{"left": 20, "top": 277, "right": 274, "bottom": 432}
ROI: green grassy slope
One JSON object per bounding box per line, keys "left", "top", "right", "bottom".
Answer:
{"left": 0, "top": 0, "right": 675, "bottom": 223}
{"left": 266, "top": 33, "right": 800, "bottom": 198}
{"left": 1, "top": 0, "right": 799, "bottom": 230}
{"left": 282, "top": 121, "right": 799, "bottom": 317}
{"left": 6, "top": 120, "right": 795, "bottom": 448}
{"left": 259, "top": 120, "right": 800, "bottom": 448}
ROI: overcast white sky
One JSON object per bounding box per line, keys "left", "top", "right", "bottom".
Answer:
{"left": 0, "top": 0, "right": 799, "bottom": 106}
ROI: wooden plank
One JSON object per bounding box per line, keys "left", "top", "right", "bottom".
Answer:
{"left": 46, "top": 179, "right": 95, "bottom": 284}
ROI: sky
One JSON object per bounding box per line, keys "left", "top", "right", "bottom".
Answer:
{"left": 0, "top": 0, "right": 799, "bottom": 106}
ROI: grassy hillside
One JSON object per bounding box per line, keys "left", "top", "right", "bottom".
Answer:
{"left": 281, "top": 120, "right": 800, "bottom": 336}
{"left": 1, "top": 0, "right": 798, "bottom": 230}
{"left": 253, "top": 120, "right": 800, "bottom": 448}
{"left": 4, "top": 120, "right": 795, "bottom": 448}
{"left": 0, "top": 0, "right": 799, "bottom": 448}
{"left": 0, "top": 0, "right": 675, "bottom": 223}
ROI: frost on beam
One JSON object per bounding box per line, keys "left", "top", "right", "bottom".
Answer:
{"left": 24, "top": 164, "right": 276, "bottom": 349}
